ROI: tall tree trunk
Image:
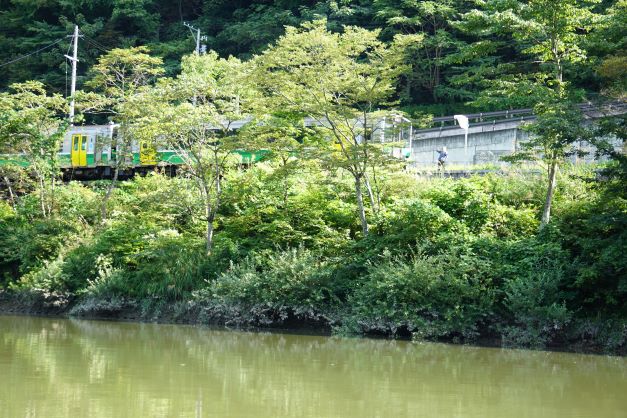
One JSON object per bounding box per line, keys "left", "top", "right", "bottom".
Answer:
{"left": 540, "top": 160, "right": 558, "bottom": 228}
{"left": 39, "top": 176, "right": 47, "bottom": 218}
{"left": 364, "top": 174, "right": 381, "bottom": 216}
{"left": 50, "top": 176, "right": 56, "bottom": 215}
{"left": 354, "top": 174, "right": 369, "bottom": 236}
{"left": 3, "top": 175, "right": 15, "bottom": 207}
{"left": 206, "top": 205, "right": 215, "bottom": 255}
{"left": 101, "top": 166, "right": 119, "bottom": 222}
{"left": 364, "top": 174, "right": 378, "bottom": 216}
{"left": 204, "top": 152, "right": 222, "bottom": 255}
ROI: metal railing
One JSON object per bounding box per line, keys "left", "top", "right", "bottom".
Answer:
{"left": 414, "top": 101, "right": 627, "bottom": 135}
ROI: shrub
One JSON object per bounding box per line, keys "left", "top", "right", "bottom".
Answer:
{"left": 485, "top": 204, "right": 538, "bottom": 239}
{"left": 346, "top": 249, "right": 495, "bottom": 340}
{"left": 14, "top": 218, "right": 83, "bottom": 274}
{"left": 53, "top": 182, "right": 100, "bottom": 223}
{"left": 211, "top": 247, "right": 339, "bottom": 316}
{"left": 11, "top": 256, "right": 68, "bottom": 293}
{"left": 60, "top": 217, "right": 159, "bottom": 291}
{"left": 365, "top": 200, "right": 461, "bottom": 258}
{"left": 125, "top": 231, "right": 211, "bottom": 300}
{"left": 495, "top": 236, "right": 574, "bottom": 347}
{"left": 0, "top": 215, "right": 20, "bottom": 284}
{"left": 421, "top": 179, "right": 491, "bottom": 233}
{"left": 557, "top": 196, "right": 627, "bottom": 315}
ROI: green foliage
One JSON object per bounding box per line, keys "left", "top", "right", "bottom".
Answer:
{"left": 14, "top": 218, "right": 81, "bottom": 274}
{"left": 422, "top": 180, "right": 491, "bottom": 233}
{"left": 346, "top": 249, "right": 495, "bottom": 340}
{"left": 211, "top": 247, "right": 339, "bottom": 313}
{"left": 371, "top": 200, "right": 459, "bottom": 254}
{"left": 558, "top": 194, "right": 627, "bottom": 315}
{"left": 0, "top": 81, "right": 68, "bottom": 217}
{"left": 0, "top": 0, "right": 624, "bottom": 355}
{"left": 0, "top": 0, "right": 620, "bottom": 111}
{"left": 220, "top": 168, "right": 353, "bottom": 254}
{"left": 494, "top": 236, "right": 574, "bottom": 347}
{"left": 0, "top": 163, "right": 624, "bottom": 352}
{"left": 11, "top": 256, "right": 69, "bottom": 294}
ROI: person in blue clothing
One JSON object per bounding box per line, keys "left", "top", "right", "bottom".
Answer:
{"left": 436, "top": 146, "right": 448, "bottom": 171}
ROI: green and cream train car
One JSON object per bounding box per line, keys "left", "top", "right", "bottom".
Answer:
{"left": 61, "top": 124, "right": 182, "bottom": 169}
{"left": 55, "top": 124, "right": 183, "bottom": 178}
{"left": 1, "top": 123, "right": 268, "bottom": 179}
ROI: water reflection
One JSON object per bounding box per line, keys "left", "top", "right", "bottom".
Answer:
{"left": 1, "top": 316, "right": 626, "bottom": 417}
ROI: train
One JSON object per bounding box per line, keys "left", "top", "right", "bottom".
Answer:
{"left": 0, "top": 123, "right": 269, "bottom": 180}
{"left": 1, "top": 117, "right": 414, "bottom": 179}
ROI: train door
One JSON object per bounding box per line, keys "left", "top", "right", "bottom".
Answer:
{"left": 71, "top": 134, "right": 87, "bottom": 166}
{"left": 139, "top": 140, "right": 157, "bottom": 165}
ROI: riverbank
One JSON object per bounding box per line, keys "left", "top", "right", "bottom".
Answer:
{"left": 0, "top": 290, "right": 334, "bottom": 332}
{"left": 2, "top": 290, "right": 624, "bottom": 356}
{"left": 2, "top": 168, "right": 625, "bottom": 356}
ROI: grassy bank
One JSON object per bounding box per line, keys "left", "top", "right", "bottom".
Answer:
{"left": 1, "top": 163, "right": 625, "bottom": 354}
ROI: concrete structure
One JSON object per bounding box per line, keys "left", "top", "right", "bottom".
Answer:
{"left": 404, "top": 103, "right": 626, "bottom": 168}
{"left": 410, "top": 119, "right": 530, "bottom": 167}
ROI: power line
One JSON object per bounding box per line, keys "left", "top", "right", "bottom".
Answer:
{"left": 0, "top": 38, "right": 65, "bottom": 68}
{"left": 79, "top": 32, "right": 111, "bottom": 53}
{"left": 83, "top": 38, "right": 109, "bottom": 53}
{"left": 65, "top": 39, "right": 73, "bottom": 99}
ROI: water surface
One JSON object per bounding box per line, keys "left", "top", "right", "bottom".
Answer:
{"left": 1, "top": 315, "right": 625, "bottom": 417}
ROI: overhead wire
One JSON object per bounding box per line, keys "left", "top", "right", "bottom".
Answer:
{"left": 79, "top": 31, "right": 111, "bottom": 53}
{"left": 0, "top": 38, "right": 65, "bottom": 68}
{"left": 65, "top": 38, "right": 73, "bottom": 99}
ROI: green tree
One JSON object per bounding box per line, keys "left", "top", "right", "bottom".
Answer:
{"left": 80, "top": 46, "right": 164, "bottom": 221}
{"left": 0, "top": 81, "right": 67, "bottom": 217}
{"left": 375, "top": 0, "right": 466, "bottom": 103}
{"left": 591, "top": 0, "right": 627, "bottom": 99}
{"left": 253, "top": 19, "right": 414, "bottom": 235}
{"left": 133, "top": 52, "right": 253, "bottom": 254}
{"left": 463, "top": 0, "right": 598, "bottom": 226}
{"left": 520, "top": 99, "right": 591, "bottom": 227}
{"left": 463, "top": 0, "right": 598, "bottom": 93}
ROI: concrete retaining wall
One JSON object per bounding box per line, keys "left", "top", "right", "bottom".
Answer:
{"left": 407, "top": 120, "right": 613, "bottom": 168}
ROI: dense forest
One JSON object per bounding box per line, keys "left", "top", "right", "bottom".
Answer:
{"left": 1, "top": 0, "right": 625, "bottom": 113}
{"left": 0, "top": 1, "right": 626, "bottom": 353}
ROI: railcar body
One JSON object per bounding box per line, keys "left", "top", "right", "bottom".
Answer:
{"left": 0, "top": 124, "right": 268, "bottom": 178}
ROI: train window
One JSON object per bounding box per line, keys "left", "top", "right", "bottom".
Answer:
{"left": 81, "top": 136, "right": 87, "bottom": 150}
{"left": 73, "top": 137, "right": 78, "bottom": 151}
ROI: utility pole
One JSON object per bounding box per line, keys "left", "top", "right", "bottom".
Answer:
{"left": 196, "top": 27, "right": 201, "bottom": 54}
{"left": 183, "top": 22, "right": 207, "bottom": 55}
{"left": 65, "top": 25, "right": 79, "bottom": 124}
{"left": 183, "top": 22, "right": 207, "bottom": 106}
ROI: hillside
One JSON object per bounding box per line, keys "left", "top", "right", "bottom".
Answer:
{"left": 1, "top": 0, "right": 624, "bottom": 113}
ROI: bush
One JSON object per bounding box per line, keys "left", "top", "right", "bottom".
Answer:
{"left": 0, "top": 214, "right": 20, "bottom": 284}
{"left": 11, "top": 256, "right": 68, "bottom": 293}
{"left": 421, "top": 176, "right": 539, "bottom": 239}
{"left": 14, "top": 218, "right": 83, "bottom": 274}
{"left": 361, "top": 200, "right": 461, "bottom": 260}
{"left": 422, "top": 179, "right": 491, "bottom": 233}
{"left": 219, "top": 181, "right": 352, "bottom": 255}
{"left": 211, "top": 247, "right": 339, "bottom": 316}
{"left": 485, "top": 204, "right": 538, "bottom": 239}
{"left": 53, "top": 182, "right": 101, "bottom": 223}
{"left": 495, "top": 236, "right": 573, "bottom": 347}
{"left": 557, "top": 196, "right": 627, "bottom": 315}
{"left": 125, "top": 231, "right": 212, "bottom": 300}
{"left": 346, "top": 249, "right": 495, "bottom": 340}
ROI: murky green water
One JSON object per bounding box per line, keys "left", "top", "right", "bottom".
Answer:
{"left": 1, "top": 316, "right": 626, "bottom": 418}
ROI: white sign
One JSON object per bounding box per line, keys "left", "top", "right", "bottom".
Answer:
{"left": 454, "top": 114, "right": 470, "bottom": 153}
